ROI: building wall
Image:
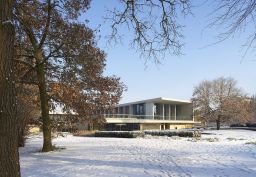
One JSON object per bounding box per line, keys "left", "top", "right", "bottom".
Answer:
{"left": 139, "top": 123, "right": 194, "bottom": 130}
{"left": 140, "top": 123, "right": 161, "bottom": 130}
{"left": 105, "top": 123, "right": 140, "bottom": 131}
{"left": 168, "top": 123, "right": 193, "bottom": 129}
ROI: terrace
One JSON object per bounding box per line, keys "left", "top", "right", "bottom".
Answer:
{"left": 103, "top": 114, "right": 192, "bottom": 121}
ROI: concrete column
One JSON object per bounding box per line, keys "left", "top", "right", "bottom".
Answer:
{"left": 170, "top": 105, "right": 172, "bottom": 119}
{"left": 168, "top": 104, "right": 171, "bottom": 120}
{"left": 153, "top": 104, "right": 155, "bottom": 120}
{"left": 192, "top": 102, "right": 195, "bottom": 122}
{"left": 140, "top": 124, "right": 143, "bottom": 130}
{"left": 162, "top": 104, "right": 164, "bottom": 120}
{"left": 175, "top": 105, "right": 177, "bottom": 120}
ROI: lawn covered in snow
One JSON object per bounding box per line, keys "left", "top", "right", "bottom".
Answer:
{"left": 20, "top": 130, "right": 256, "bottom": 177}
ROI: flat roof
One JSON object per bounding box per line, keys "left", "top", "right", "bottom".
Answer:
{"left": 118, "top": 97, "right": 191, "bottom": 107}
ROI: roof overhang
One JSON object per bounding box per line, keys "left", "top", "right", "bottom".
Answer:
{"left": 106, "top": 118, "right": 198, "bottom": 124}
{"left": 118, "top": 97, "right": 191, "bottom": 107}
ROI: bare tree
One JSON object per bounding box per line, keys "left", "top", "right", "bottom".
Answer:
{"left": 192, "top": 80, "right": 212, "bottom": 119}
{"left": 193, "top": 77, "right": 253, "bottom": 130}
{"left": 0, "top": 0, "right": 20, "bottom": 176}
{"left": 106, "top": 0, "right": 191, "bottom": 62}
{"left": 251, "top": 94, "right": 256, "bottom": 122}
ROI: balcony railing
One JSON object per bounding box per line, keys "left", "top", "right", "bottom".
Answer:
{"left": 103, "top": 114, "right": 193, "bottom": 121}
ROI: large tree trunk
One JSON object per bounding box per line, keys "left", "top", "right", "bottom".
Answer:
{"left": 216, "top": 115, "right": 221, "bottom": 130}
{"left": 36, "top": 55, "right": 53, "bottom": 152}
{"left": 0, "top": 0, "right": 21, "bottom": 176}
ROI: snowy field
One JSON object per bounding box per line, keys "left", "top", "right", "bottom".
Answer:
{"left": 20, "top": 130, "right": 256, "bottom": 177}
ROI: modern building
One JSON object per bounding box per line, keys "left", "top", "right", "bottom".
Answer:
{"left": 104, "top": 97, "right": 199, "bottom": 131}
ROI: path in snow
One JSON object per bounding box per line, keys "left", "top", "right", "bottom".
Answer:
{"left": 20, "top": 130, "right": 256, "bottom": 177}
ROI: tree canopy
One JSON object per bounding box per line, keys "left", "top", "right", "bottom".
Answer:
{"left": 13, "top": 0, "right": 125, "bottom": 152}
{"left": 192, "top": 77, "right": 253, "bottom": 130}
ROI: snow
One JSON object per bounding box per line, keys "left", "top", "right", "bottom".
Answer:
{"left": 20, "top": 130, "right": 256, "bottom": 177}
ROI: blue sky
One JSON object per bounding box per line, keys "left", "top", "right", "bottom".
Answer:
{"left": 81, "top": 0, "right": 256, "bottom": 103}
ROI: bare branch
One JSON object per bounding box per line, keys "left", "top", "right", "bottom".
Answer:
{"left": 39, "top": 0, "right": 52, "bottom": 49}
{"left": 209, "top": 0, "right": 256, "bottom": 54}
{"left": 14, "top": 11, "right": 38, "bottom": 50}
{"left": 106, "top": 0, "right": 191, "bottom": 62}
{"left": 45, "top": 42, "right": 64, "bottom": 60}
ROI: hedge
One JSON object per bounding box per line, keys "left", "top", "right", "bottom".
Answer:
{"left": 95, "top": 131, "right": 144, "bottom": 138}
{"left": 95, "top": 130, "right": 201, "bottom": 138}
{"left": 144, "top": 130, "right": 201, "bottom": 137}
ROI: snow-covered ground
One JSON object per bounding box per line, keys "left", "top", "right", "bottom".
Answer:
{"left": 20, "top": 130, "right": 256, "bottom": 177}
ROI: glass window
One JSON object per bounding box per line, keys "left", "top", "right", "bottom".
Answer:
{"left": 176, "top": 105, "right": 182, "bottom": 116}
{"left": 133, "top": 103, "right": 145, "bottom": 115}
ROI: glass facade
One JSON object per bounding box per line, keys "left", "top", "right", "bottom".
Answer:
{"left": 153, "top": 103, "right": 192, "bottom": 121}
{"left": 133, "top": 103, "right": 145, "bottom": 115}
{"left": 106, "top": 102, "right": 192, "bottom": 121}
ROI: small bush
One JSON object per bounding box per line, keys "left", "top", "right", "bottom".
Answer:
{"left": 246, "top": 123, "right": 256, "bottom": 127}
{"left": 230, "top": 123, "right": 246, "bottom": 127}
{"left": 187, "top": 137, "right": 201, "bottom": 142}
{"left": 245, "top": 141, "right": 256, "bottom": 145}
{"left": 171, "top": 136, "right": 182, "bottom": 140}
{"left": 226, "top": 137, "right": 237, "bottom": 141}
{"left": 204, "top": 137, "right": 219, "bottom": 142}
